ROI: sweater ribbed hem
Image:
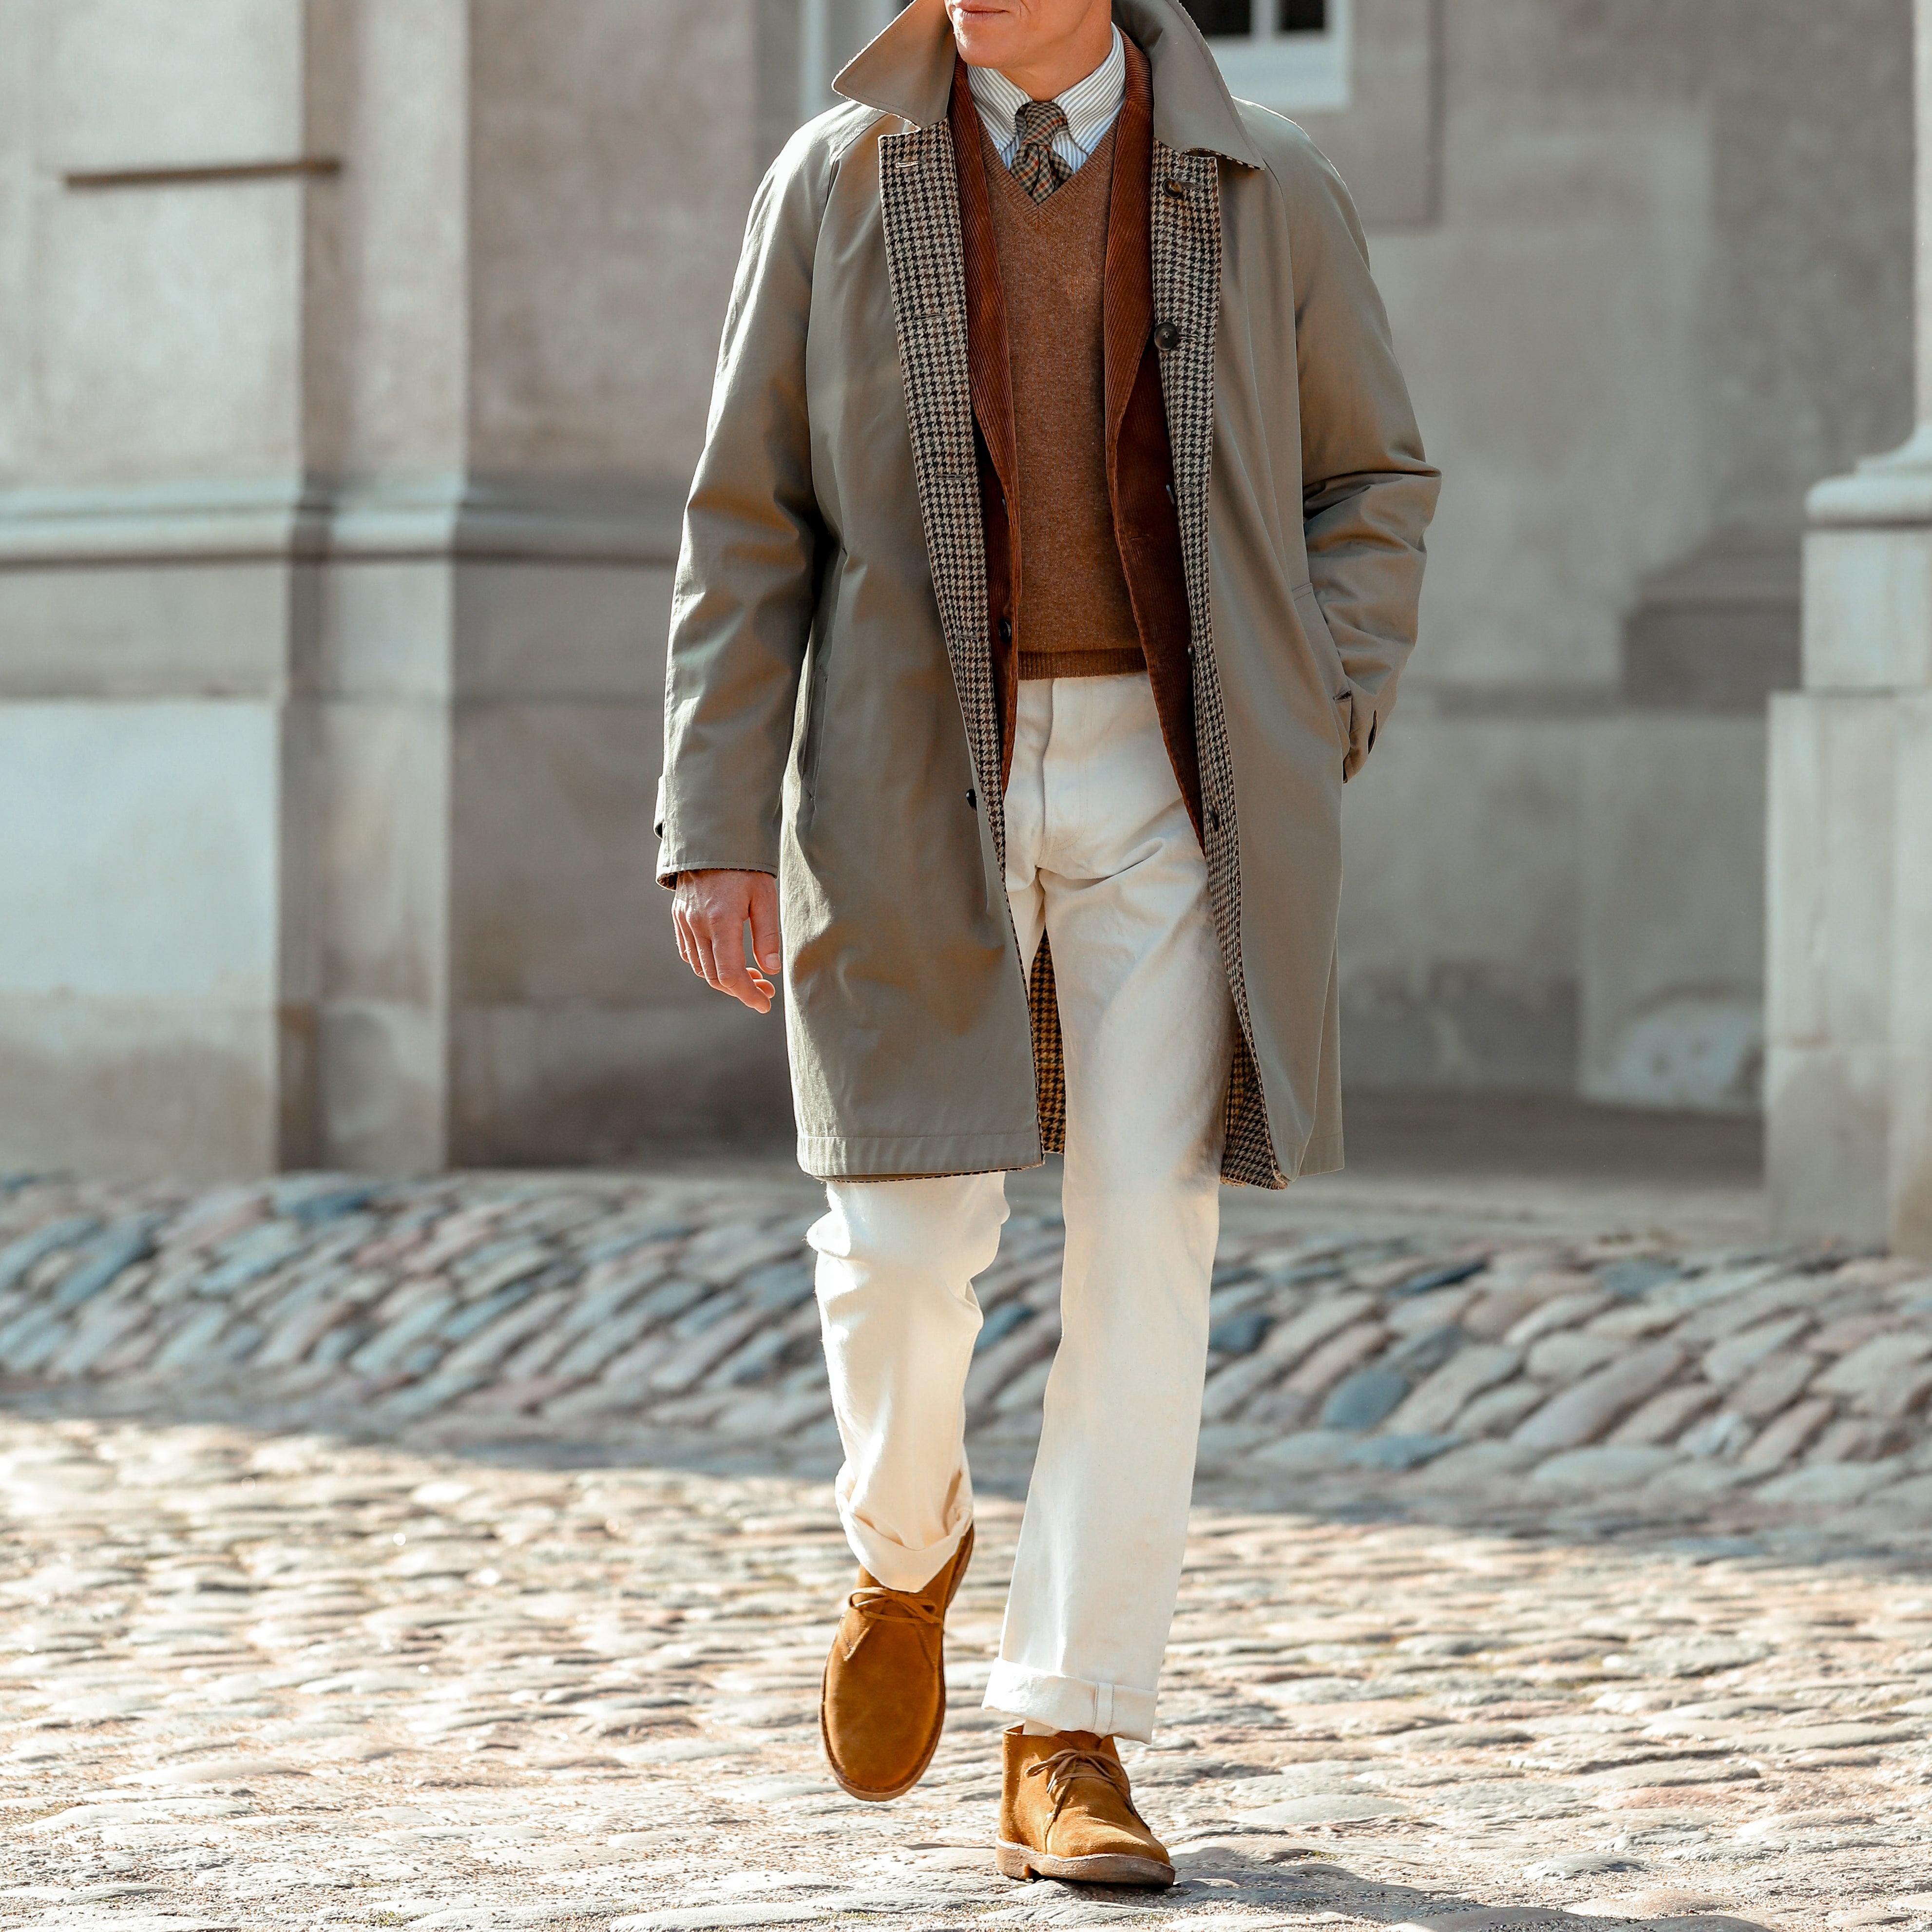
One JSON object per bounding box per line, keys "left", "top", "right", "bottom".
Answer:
{"left": 1016, "top": 646, "right": 1147, "bottom": 681}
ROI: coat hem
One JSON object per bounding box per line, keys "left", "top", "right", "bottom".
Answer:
{"left": 798, "top": 1129, "right": 1045, "bottom": 1181}
{"left": 1289, "top": 1129, "right": 1344, "bottom": 1180}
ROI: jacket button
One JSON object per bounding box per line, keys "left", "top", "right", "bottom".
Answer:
{"left": 998, "top": 617, "right": 1012, "bottom": 643}
{"left": 1163, "top": 177, "right": 1188, "bottom": 199}
{"left": 1153, "top": 320, "right": 1181, "bottom": 352}
{"left": 967, "top": 789, "right": 976, "bottom": 809}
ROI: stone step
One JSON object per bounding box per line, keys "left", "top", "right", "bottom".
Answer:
{"left": 2, "top": 1171, "right": 1930, "bottom": 1522}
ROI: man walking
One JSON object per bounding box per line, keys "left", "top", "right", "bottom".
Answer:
{"left": 659, "top": 0, "right": 1435, "bottom": 1888}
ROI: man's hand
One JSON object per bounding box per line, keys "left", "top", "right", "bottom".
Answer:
{"left": 671, "top": 869, "right": 782, "bottom": 1014}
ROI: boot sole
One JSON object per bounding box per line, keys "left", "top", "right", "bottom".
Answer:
{"left": 996, "top": 1841, "right": 1176, "bottom": 1888}
{"left": 821, "top": 1524, "right": 976, "bottom": 1804}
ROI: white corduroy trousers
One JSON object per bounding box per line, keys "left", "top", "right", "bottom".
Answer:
{"left": 806, "top": 674, "right": 1237, "bottom": 1743}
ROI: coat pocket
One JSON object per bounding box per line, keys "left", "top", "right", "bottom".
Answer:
{"left": 1292, "top": 580, "right": 1354, "bottom": 754}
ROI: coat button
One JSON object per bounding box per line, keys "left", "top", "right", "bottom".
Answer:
{"left": 1163, "top": 176, "right": 1188, "bottom": 199}
{"left": 1153, "top": 320, "right": 1181, "bottom": 352}
{"left": 967, "top": 789, "right": 976, "bottom": 809}
{"left": 998, "top": 617, "right": 1012, "bottom": 643}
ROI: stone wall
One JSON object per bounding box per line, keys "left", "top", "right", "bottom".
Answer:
{"left": 0, "top": 0, "right": 789, "bottom": 1176}
{"left": 1346, "top": 0, "right": 1912, "bottom": 1109}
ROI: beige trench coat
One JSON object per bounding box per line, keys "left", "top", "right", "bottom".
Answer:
{"left": 656, "top": 0, "right": 1439, "bottom": 1186}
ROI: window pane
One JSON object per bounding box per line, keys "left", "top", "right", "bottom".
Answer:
{"left": 1277, "top": 0, "right": 1328, "bottom": 29}
{"left": 1180, "top": 0, "right": 1253, "bottom": 37}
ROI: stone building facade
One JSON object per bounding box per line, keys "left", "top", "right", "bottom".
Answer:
{"left": 0, "top": 0, "right": 1914, "bottom": 1178}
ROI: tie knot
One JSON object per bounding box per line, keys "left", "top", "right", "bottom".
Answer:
{"left": 1015, "top": 98, "right": 1070, "bottom": 151}
{"left": 1011, "top": 99, "right": 1072, "bottom": 202}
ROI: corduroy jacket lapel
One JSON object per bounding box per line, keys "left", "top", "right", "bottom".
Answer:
{"left": 950, "top": 68, "right": 1015, "bottom": 511}
{"left": 1104, "top": 43, "right": 1203, "bottom": 847}
{"left": 1103, "top": 42, "right": 1154, "bottom": 462}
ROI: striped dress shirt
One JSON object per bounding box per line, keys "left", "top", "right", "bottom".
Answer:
{"left": 965, "top": 26, "right": 1129, "bottom": 180}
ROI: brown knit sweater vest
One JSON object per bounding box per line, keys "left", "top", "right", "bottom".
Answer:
{"left": 982, "top": 118, "right": 1145, "bottom": 682}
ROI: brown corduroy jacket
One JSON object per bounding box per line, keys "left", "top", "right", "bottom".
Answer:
{"left": 956, "top": 42, "right": 1201, "bottom": 833}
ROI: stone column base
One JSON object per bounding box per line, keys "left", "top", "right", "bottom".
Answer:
{"left": 1768, "top": 438, "right": 1932, "bottom": 1256}
{"left": 0, "top": 477, "right": 792, "bottom": 1178}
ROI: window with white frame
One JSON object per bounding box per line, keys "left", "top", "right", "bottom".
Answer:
{"left": 1178, "top": 0, "right": 1352, "bottom": 114}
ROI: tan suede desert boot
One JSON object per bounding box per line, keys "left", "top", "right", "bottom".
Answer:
{"left": 819, "top": 1523, "right": 975, "bottom": 1801}
{"left": 996, "top": 1727, "right": 1175, "bottom": 1887}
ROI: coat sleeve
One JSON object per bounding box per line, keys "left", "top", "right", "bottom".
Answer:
{"left": 655, "top": 131, "right": 833, "bottom": 882}
{"left": 1273, "top": 130, "right": 1440, "bottom": 781}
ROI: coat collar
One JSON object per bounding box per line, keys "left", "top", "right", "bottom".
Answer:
{"left": 834, "top": 0, "right": 1263, "bottom": 167}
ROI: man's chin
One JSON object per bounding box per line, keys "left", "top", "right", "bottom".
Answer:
{"left": 952, "top": 38, "right": 1017, "bottom": 70}
{"left": 947, "top": 11, "right": 1020, "bottom": 67}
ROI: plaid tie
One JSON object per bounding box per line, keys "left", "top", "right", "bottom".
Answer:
{"left": 1011, "top": 98, "right": 1072, "bottom": 203}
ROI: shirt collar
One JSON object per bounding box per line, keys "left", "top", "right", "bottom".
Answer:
{"left": 965, "top": 24, "right": 1126, "bottom": 159}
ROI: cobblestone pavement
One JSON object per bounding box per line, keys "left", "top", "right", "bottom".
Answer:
{"left": 3, "top": 1168, "right": 1932, "bottom": 1932}
{"left": 1, "top": 1170, "right": 1929, "bottom": 1530}
{"left": 7, "top": 1410, "right": 1932, "bottom": 1932}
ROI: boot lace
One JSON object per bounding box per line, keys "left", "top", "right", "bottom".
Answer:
{"left": 1025, "top": 1745, "right": 1149, "bottom": 1830}
{"left": 839, "top": 1582, "right": 942, "bottom": 1660}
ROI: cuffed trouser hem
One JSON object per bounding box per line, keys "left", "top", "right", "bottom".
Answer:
{"left": 836, "top": 1480, "right": 973, "bottom": 1593}
{"left": 982, "top": 1660, "right": 1158, "bottom": 1745}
